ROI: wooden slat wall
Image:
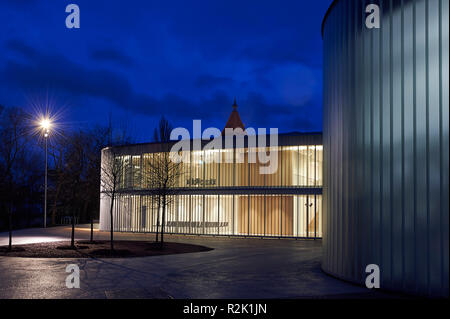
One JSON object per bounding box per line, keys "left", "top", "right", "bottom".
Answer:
{"left": 238, "top": 195, "right": 294, "bottom": 236}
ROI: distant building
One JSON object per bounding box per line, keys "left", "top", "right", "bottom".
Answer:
{"left": 222, "top": 98, "right": 245, "bottom": 134}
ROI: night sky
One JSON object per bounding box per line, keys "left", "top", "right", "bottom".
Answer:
{"left": 0, "top": 0, "right": 331, "bottom": 142}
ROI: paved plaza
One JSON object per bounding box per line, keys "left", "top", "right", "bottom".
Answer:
{"left": 0, "top": 226, "right": 405, "bottom": 299}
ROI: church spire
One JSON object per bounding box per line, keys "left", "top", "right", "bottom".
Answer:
{"left": 222, "top": 97, "right": 245, "bottom": 135}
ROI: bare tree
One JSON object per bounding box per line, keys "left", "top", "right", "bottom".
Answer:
{"left": 100, "top": 117, "right": 135, "bottom": 252}
{"left": 0, "top": 107, "right": 30, "bottom": 250}
{"left": 144, "top": 117, "right": 182, "bottom": 248}
{"left": 100, "top": 147, "right": 126, "bottom": 251}
{"left": 47, "top": 133, "right": 68, "bottom": 226}
{"left": 84, "top": 126, "right": 109, "bottom": 242}
{"left": 46, "top": 126, "right": 109, "bottom": 243}
{"left": 62, "top": 132, "right": 88, "bottom": 248}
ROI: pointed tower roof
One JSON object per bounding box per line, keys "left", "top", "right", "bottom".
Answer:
{"left": 222, "top": 98, "right": 245, "bottom": 135}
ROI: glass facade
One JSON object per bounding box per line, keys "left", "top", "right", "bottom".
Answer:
{"left": 104, "top": 194, "right": 322, "bottom": 238}
{"left": 115, "top": 145, "right": 323, "bottom": 189}
{"left": 100, "top": 143, "right": 323, "bottom": 238}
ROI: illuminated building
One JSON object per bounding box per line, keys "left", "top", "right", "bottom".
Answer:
{"left": 100, "top": 101, "right": 323, "bottom": 238}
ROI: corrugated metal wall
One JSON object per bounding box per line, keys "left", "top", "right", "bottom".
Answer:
{"left": 322, "top": 0, "right": 449, "bottom": 297}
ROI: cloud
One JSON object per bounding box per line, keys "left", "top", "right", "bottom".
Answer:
{"left": 90, "top": 48, "right": 133, "bottom": 67}
{"left": 238, "top": 92, "right": 322, "bottom": 132}
{"left": 194, "top": 75, "right": 235, "bottom": 88}
{"left": 1, "top": 38, "right": 322, "bottom": 135}
{"left": 154, "top": 0, "right": 328, "bottom": 68}
{"left": 1, "top": 40, "right": 231, "bottom": 124}
{"left": 5, "top": 39, "right": 38, "bottom": 58}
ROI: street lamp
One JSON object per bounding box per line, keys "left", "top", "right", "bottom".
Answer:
{"left": 40, "top": 118, "right": 51, "bottom": 228}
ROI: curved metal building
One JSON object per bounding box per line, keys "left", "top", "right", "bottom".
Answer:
{"left": 322, "top": 0, "right": 449, "bottom": 296}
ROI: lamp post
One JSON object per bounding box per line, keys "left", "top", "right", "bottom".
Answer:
{"left": 40, "top": 119, "right": 51, "bottom": 228}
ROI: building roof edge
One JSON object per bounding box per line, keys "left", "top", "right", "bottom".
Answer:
{"left": 321, "top": 0, "right": 340, "bottom": 38}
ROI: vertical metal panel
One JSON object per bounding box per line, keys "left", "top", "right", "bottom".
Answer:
{"left": 322, "top": 0, "right": 449, "bottom": 297}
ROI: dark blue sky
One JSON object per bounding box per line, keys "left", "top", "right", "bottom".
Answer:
{"left": 0, "top": 0, "right": 331, "bottom": 142}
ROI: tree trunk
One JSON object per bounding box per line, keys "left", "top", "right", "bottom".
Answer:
{"left": 51, "top": 185, "right": 59, "bottom": 226}
{"left": 155, "top": 196, "right": 160, "bottom": 243}
{"left": 51, "top": 203, "right": 57, "bottom": 226}
{"left": 82, "top": 200, "right": 89, "bottom": 227}
{"left": 51, "top": 175, "right": 63, "bottom": 226}
{"left": 109, "top": 191, "right": 115, "bottom": 251}
{"left": 90, "top": 215, "right": 94, "bottom": 242}
{"left": 8, "top": 208, "right": 12, "bottom": 251}
{"left": 160, "top": 195, "right": 166, "bottom": 249}
{"left": 71, "top": 209, "right": 75, "bottom": 248}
